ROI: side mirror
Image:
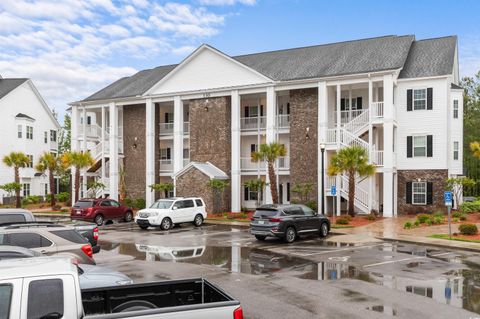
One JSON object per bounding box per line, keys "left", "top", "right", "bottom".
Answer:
{"left": 172, "top": 206, "right": 178, "bottom": 210}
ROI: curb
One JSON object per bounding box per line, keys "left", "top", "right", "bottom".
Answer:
{"left": 378, "top": 236, "right": 480, "bottom": 253}
{"left": 204, "top": 220, "right": 250, "bottom": 227}
{"left": 32, "top": 213, "right": 70, "bottom": 219}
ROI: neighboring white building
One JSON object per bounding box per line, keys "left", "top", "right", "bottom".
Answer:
{"left": 69, "top": 35, "right": 463, "bottom": 216}
{"left": 0, "top": 77, "right": 61, "bottom": 203}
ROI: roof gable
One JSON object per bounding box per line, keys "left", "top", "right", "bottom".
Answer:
{"left": 145, "top": 44, "right": 272, "bottom": 96}
{"left": 174, "top": 161, "right": 228, "bottom": 180}
{"left": 0, "top": 78, "right": 28, "bottom": 100}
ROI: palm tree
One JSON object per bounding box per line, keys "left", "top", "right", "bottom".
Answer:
{"left": 328, "top": 146, "right": 375, "bottom": 217}
{"left": 2, "top": 152, "right": 30, "bottom": 208}
{"left": 61, "top": 151, "right": 94, "bottom": 203}
{"left": 251, "top": 142, "right": 286, "bottom": 204}
{"left": 35, "top": 152, "right": 60, "bottom": 208}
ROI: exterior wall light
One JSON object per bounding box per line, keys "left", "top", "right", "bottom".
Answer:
{"left": 305, "top": 127, "right": 310, "bottom": 139}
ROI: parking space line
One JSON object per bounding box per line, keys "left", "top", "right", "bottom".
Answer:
{"left": 363, "top": 256, "right": 425, "bottom": 268}
{"left": 430, "top": 252, "right": 452, "bottom": 257}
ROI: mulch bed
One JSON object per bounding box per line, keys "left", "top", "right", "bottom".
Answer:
{"left": 207, "top": 211, "right": 254, "bottom": 223}
{"left": 452, "top": 233, "right": 480, "bottom": 241}
{"left": 329, "top": 215, "right": 382, "bottom": 227}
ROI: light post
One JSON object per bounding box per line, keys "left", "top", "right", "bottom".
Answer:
{"left": 320, "top": 142, "right": 326, "bottom": 215}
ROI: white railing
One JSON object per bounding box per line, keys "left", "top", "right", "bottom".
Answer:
{"left": 343, "top": 109, "right": 369, "bottom": 134}
{"left": 334, "top": 110, "right": 363, "bottom": 125}
{"left": 159, "top": 159, "right": 173, "bottom": 172}
{"left": 326, "top": 129, "right": 337, "bottom": 144}
{"left": 277, "top": 115, "right": 290, "bottom": 128}
{"left": 183, "top": 158, "right": 190, "bottom": 166}
{"left": 340, "top": 129, "right": 369, "bottom": 151}
{"left": 340, "top": 175, "right": 369, "bottom": 209}
{"left": 371, "top": 150, "right": 384, "bottom": 166}
{"left": 159, "top": 123, "right": 174, "bottom": 135}
{"left": 240, "top": 157, "right": 265, "bottom": 171}
{"left": 240, "top": 117, "right": 266, "bottom": 131}
{"left": 277, "top": 156, "right": 290, "bottom": 169}
{"left": 326, "top": 176, "right": 336, "bottom": 191}
{"left": 371, "top": 102, "right": 384, "bottom": 118}
{"left": 183, "top": 122, "right": 189, "bottom": 134}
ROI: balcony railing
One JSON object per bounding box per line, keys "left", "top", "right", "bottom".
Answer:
{"left": 240, "top": 156, "right": 290, "bottom": 171}
{"left": 371, "top": 150, "right": 384, "bottom": 166}
{"left": 159, "top": 123, "right": 174, "bottom": 136}
{"left": 371, "top": 102, "right": 384, "bottom": 118}
{"left": 240, "top": 116, "right": 266, "bottom": 131}
{"left": 184, "top": 122, "right": 189, "bottom": 134}
{"left": 277, "top": 115, "right": 290, "bottom": 129}
{"left": 159, "top": 159, "right": 173, "bottom": 172}
{"left": 326, "top": 129, "right": 337, "bottom": 144}
{"left": 183, "top": 158, "right": 190, "bottom": 166}
{"left": 277, "top": 156, "right": 290, "bottom": 169}
{"left": 334, "top": 110, "right": 363, "bottom": 125}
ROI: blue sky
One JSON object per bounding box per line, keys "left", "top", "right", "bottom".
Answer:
{"left": 1, "top": 0, "right": 479, "bottom": 119}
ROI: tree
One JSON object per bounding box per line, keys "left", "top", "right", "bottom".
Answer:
{"left": 119, "top": 159, "right": 126, "bottom": 202}
{"left": 471, "top": 141, "right": 480, "bottom": 159}
{"left": 58, "top": 114, "right": 71, "bottom": 154}
{"left": 243, "top": 179, "right": 266, "bottom": 208}
{"left": 2, "top": 152, "right": 30, "bottom": 208}
{"left": 0, "top": 183, "right": 22, "bottom": 202}
{"left": 87, "top": 181, "right": 106, "bottom": 198}
{"left": 328, "top": 146, "right": 375, "bottom": 217}
{"left": 445, "top": 177, "right": 476, "bottom": 209}
{"left": 251, "top": 142, "right": 286, "bottom": 204}
{"left": 61, "top": 151, "right": 94, "bottom": 203}
{"left": 149, "top": 183, "right": 174, "bottom": 199}
{"left": 291, "top": 182, "right": 315, "bottom": 203}
{"left": 207, "top": 179, "right": 229, "bottom": 214}
{"left": 35, "top": 152, "right": 60, "bottom": 208}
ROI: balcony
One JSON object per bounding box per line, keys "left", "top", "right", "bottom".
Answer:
{"left": 277, "top": 115, "right": 290, "bottom": 129}
{"left": 183, "top": 158, "right": 190, "bottom": 166}
{"left": 240, "top": 156, "right": 289, "bottom": 172}
{"left": 334, "top": 110, "right": 363, "bottom": 125}
{"left": 159, "top": 159, "right": 173, "bottom": 173}
{"left": 371, "top": 150, "right": 384, "bottom": 166}
{"left": 371, "top": 102, "right": 384, "bottom": 118}
{"left": 159, "top": 122, "right": 173, "bottom": 136}
{"left": 240, "top": 116, "right": 266, "bottom": 131}
{"left": 184, "top": 122, "right": 189, "bottom": 134}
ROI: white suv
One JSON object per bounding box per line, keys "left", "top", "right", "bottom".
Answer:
{"left": 135, "top": 197, "right": 206, "bottom": 230}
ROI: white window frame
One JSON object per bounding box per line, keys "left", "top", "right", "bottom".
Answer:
{"left": 412, "top": 182, "right": 427, "bottom": 205}
{"left": 26, "top": 155, "right": 33, "bottom": 168}
{"left": 44, "top": 131, "right": 48, "bottom": 144}
{"left": 245, "top": 187, "right": 259, "bottom": 201}
{"left": 160, "top": 148, "right": 171, "bottom": 161}
{"left": 413, "top": 88, "right": 427, "bottom": 110}
{"left": 26, "top": 126, "right": 33, "bottom": 140}
{"left": 50, "top": 130, "right": 57, "bottom": 142}
{"left": 44, "top": 183, "right": 49, "bottom": 195}
{"left": 18, "top": 125, "right": 22, "bottom": 138}
{"left": 453, "top": 141, "right": 459, "bottom": 160}
{"left": 23, "top": 183, "right": 31, "bottom": 197}
{"left": 246, "top": 106, "right": 258, "bottom": 118}
{"left": 453, "top": 100, "right": 459, "bottom": 119}
{"left": 413, "top": 135, "right": 427, "bottom": 157}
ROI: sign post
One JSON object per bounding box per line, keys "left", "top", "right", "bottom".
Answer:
{"left": 444, "top": 191, "right": 453, "bottom": 240}
{"left": 331, "top": 186, "right": 337, "bottom": 223}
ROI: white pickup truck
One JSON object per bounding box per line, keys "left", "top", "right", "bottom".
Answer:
{"left": 0, "top": 257, "right": 243, "bottom": 319}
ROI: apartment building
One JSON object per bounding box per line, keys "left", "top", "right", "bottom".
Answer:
{"left": 69, "top": 35, "right": 463, "bottom": 216}
{"left": 0, "top": 76, "right": 61, "bottom": 203}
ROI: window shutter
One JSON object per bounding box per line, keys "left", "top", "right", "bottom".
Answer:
{"left": 406, "top": 136, "right": 412, "bottom": 158}
{"left": 287, "top": 103, "right": 290, "bottom": 115}
{"left": 340, "top": 98, "right": 346, "bottom": 111}
{"left": 244, "top": 187, "right": 249, "bottom": 201}
{"left": 406, "top": 182, "right": 412, "bottom": 204}
{"left": 260, "top": 105, "right": 264, "bottom": 117}
{"left": 426, "top": 182, "right": 433, "bottom": 205}
{"left": 244, "top": 107, "right": 249, "bottom": 118}
{"left": 427, "top": 135, "right": 433, "bottom": 157}
{"left": 250, "top": 144, "right": 256, "bottom": 153}
{"left": 407, "top": 89, "right": 413, "bottom": 111}
{"left": 167, "top": 148, "right": 171, "bottom": 159}
{"left": 356, "top": 97, "right": 363, "bottom": 109}
{"left": 164, "top": 113, "right": 169, "bottom": 123}
{"left": 427, "top": 88, "right": 433, "bottom": 110}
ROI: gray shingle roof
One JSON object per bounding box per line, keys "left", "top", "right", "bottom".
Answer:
{"left": 399, "top": 36, "right": 457, "bottom": 79}
{"left": 78, "top": 35, "right": 457, "bottom": 103}
{"left": 451, "top": 83, "right": 463, "bottom": 90}
{"left": 0, "top": 79, "right": 28, "bottom": 100}
{"left": 15, "top": 113, "right": 35, "bottom": 120}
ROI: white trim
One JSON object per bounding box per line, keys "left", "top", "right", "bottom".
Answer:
{"left": 397, "top": 74, "right": 450, "bottom": 82}
{"left": 173, "top": 161, "right": 228, "bottom": 180}
{"left": 412, "top": 181, "right": 427, "bottom": 205}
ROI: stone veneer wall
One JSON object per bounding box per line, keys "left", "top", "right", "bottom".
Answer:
{"left": 289, "top": 88, "right": 318, "bottom": 203}
{"left": 123, "top": 104, "right": 147, "bottom": 200}
{"left": 180, "top": 96, "right": 231, "bottom": 211}
{"left": 397, "top": 169, "right": 448, "bottom": 214}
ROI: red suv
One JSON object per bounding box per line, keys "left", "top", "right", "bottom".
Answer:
{"left": 71, "top": 198, "right": 134, "bottom": 226}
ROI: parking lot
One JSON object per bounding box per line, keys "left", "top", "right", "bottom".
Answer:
{"left": 93, "top": 222, "right": 480, "bottom": 319}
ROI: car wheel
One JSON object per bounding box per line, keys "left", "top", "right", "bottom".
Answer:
{"left": 193, "top": 214, "right": 203, "bottom": 227}
{"left": 94, "top": 214, "right": 104, "bottom": 226}
{"left": 319, "top": 222, "right": 329, "bottom": 238}
{"left": 124, "top": 211, "right": 133, "bottom": 222}
{"left": 160, "top": 217, "right": 172, "bottom": 231}
{"left": 255, "top": 235, "right": 266, "bottom": 241}
{"left": 284, "top": 227, "right": 296, "bottom": 243}
{"left": 138, "top": 224, "right": 149, "bottom": 230}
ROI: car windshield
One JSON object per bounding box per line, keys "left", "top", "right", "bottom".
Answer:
{"left": 74, "top": 201, "right": 94, "bottom": 208}
{"left": 150, "top": 200, "right": 173, "bottom": 209}
{"left": 253, "top": 209, "right": 279, "bottom": 218}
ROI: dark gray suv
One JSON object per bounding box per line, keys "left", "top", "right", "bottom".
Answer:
{"left": 250, "top": 204, "right": 330, "bottom": 243}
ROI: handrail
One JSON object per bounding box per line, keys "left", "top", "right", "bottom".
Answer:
{"left": 343, "top": 109, "right": 369, "bottom": 135}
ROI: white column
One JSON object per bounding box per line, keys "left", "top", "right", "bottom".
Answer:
{"left": 145, "top": 98, "right": 156, "bottom": 207}
{"left": 173, "top": 96, "right": 184, "bottom": 174}
{"left": 383, "top": 74, "right": 394, "bottom": 217}
{"left": 109, "top": 102, "right": 119, "bottom": 200}
{"left": 81, "top": 107, "right": 87, "bottom": 198}
{"left": 264, "top": 86, "right": 276, "bottom": 204}
{"left": 318, "top": 82, "right": 328, "bottom": 213}
{"left": 231, "top": 90, "right": 241, "bottom": 212}
{"left": 348, "top": 88, "right": 352, "bottom": 121}
{"left": 336, "top": 84, "right": 341, "bottom": 216}
{"left": 368, "top": 79, "right": 373, "bottom": 213}
{"left": 101, "top": 106, "right": 106, "bottom": 197}
{"left": 71, "top": 105, "right": 79, "bottom": 203}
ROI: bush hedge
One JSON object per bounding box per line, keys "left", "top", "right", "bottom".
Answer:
{"left": 458, "top": 224, "right": 478, "bottom": 236}
{"left": 336, "top": 217, "right": 350, "bottom": 225}
{"left": 403, "top": 221, "right": 413, "bottom": 229}
{"left": 416, "top": 213, "right": 431, "bottom": 224}
{"left": 460, "top": 201, "right": 480, "bottom": 214}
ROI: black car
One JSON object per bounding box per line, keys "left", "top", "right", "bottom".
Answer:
{"left": 249, "top": 204, "right": 330, "bottom": 243}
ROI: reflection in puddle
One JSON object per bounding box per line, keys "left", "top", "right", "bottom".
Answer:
{"left": 367, "top": 305, "right": 397, "bottom": 316}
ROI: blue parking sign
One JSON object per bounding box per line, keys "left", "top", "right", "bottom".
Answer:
{"left": 331, "top": 185, "right": 336, "bottom": 196}
{"left": 444, "top": 191, "right": 453, "bottom": 206}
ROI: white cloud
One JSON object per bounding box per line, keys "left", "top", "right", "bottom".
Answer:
{"left": 198, "top": 0, "right": 257, "bottom": 5}
{"left": 459, "top": 35, "right": 480, "bottom": 78}
{"left": 99, "top": 24, "right": 131, "bottom": 38}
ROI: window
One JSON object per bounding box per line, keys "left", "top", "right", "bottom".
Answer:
{"left": 413, "top": 136, "right": 427, "bottom": 157}
{"left": 413, "top": 89, "right": 426, "bottom": 110}
{"left": 44, "top": 183, "right": 48, "bottom": 195}
{"left": 195, "top": 199, "right": 203, "bottom": 207}
{"left": 51, "top": 230, "right": 87, "bottom": 244}
{"left": 301, "top": 205, "right": 316, "bottom": 216}
{"left": 245, "top": 106, "right": 258, "bottom": 117}
{"left": 0, "top": 284, "right": 13, "bottom": 319}
{"left": 176, "top": 200, "right": 194, "bottom": 208}
{"left": 287, "top": 183, "right": 290, "bottom": 202}
{"left": 412, "top": 182, "right": 427, "bottom": 205}
{"left": 18, "top": 125, "right": 22, "bottom": 138}
{"left": 244, "top": 186, "right": 258, "bottom": 201}
{"left": 23, "top": 183, "right": 30, "bottom": 197}
{"left": 160, "top": 148, "right": 171, "bottom": 160}
{"left": 183, "top": 148, "right": 189, "bottom": 159}
{"left": 454, "top": 141, "right": 459, "bottom": 160}
{"left": 453, "top": 100, "right": 459, "bottom": 118}
{"left": 27, "top": 279, "right": 64, "bottom": 319}
{"left": 284, "top": 207, "right": 303, "bottom": 215}
{"left": 50, "top": 130, "right": 57, "bottom": 142}
{"left": 26, "top": 126, "right": 33, "bottom": 139}
{"left": 0, "top": 214, "right": 26, "bottom": 224}
{"left": 87, "top": 116, "right": 91, "bottom": 125}
{"left": 164, "top": 112, "right": 173, "bottom": 123}
{"left": 4, "top": 233, "right": 52, "bottom": 248}
{"left": 25, "top": 155, "right": 33, "bottom": 168}
{"left": 44, "top": 131, "right": 48, "bottom": 143}
{"left": 100, "top": 200, "right": 111, "bottom": 207}
{"left": 110, "top": 200, "right": 120, "bottom": 207}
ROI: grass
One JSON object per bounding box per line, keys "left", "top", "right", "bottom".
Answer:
{"left": 331, "top": 225, "right": 354, "bottom": 229}
{"left": 429, "top": 234, "right": 480, "bottom": 243}
{"left": 32, "top": 211, "right": 69, "bottom": 215}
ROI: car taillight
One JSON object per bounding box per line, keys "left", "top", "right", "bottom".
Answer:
{"left": 81, "top": 244, "right": 93, "bottom": 258}
{"left": 250, "top": 217, "right": 255, "bottom": 221}
{"left": 269, "top": 218, "right": 281, "bottom": 222}
{"left": 93, "top": 227, "right": 99, "bottom": 241}
{"left": 233, "top": 306, "right": 243, "bottom": 319}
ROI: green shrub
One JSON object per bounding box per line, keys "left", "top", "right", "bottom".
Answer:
{"left": 365, "top": 214, "right": 376, "bottom": 221}
{"left": 452, "top": 211, "right": 463, "bottom": 219}
{"left": 433, "top": 212, "right": 444, "bottom": 219}
{"left": 404, "top": 221, "right": 413, "bottom": 229}
{"left": 432, "top": 216, "right": 444, "bottom": 225}
{"left": 52, "top": 205, "right": 61, "bottom": 211}
{"left": 344, "top": 215, "right": 353, "bottom": 222}
{"left": 236, "top": 212, "right": 248, "bottom": 219}
{"left": 460, "top": 201, "right": 480, "bottom": 214}
{"left": 417, "top": 213, "right": 431, "bottom": 224}
{"left": 414, "top": 220, "right": 420, "bottom": 227}
{"left": 336, "top": 217, "right": 350, "bottom": 225}
{"left": 460, "top": 215, "right": 467, "bottom": 221}
{"left": 453, "top": 217, "right": 460, "bottom": 223}
{"left": 458, "top": 224, "right": 478, "bottom": 235}
{"left": 425, "top": 219, "right": 433, "bottom": 226}
{"left": 134, "top": 198, "right": 146, "bottom": 210}
{"left": 123, "top": 198, "right": 134, "bottom": 207}
{"left": 56, "top": 192, "right": 70, "bottom": 203}
{"left": 306, "top": 200, "right": 317, "bottom": 211}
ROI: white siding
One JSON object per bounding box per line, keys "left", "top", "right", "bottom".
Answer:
{"left": 450, "top": 89, "right": 463, "bottom": 175}
{"left": 395, "top": 78, "right": 449, "bottom": 170}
